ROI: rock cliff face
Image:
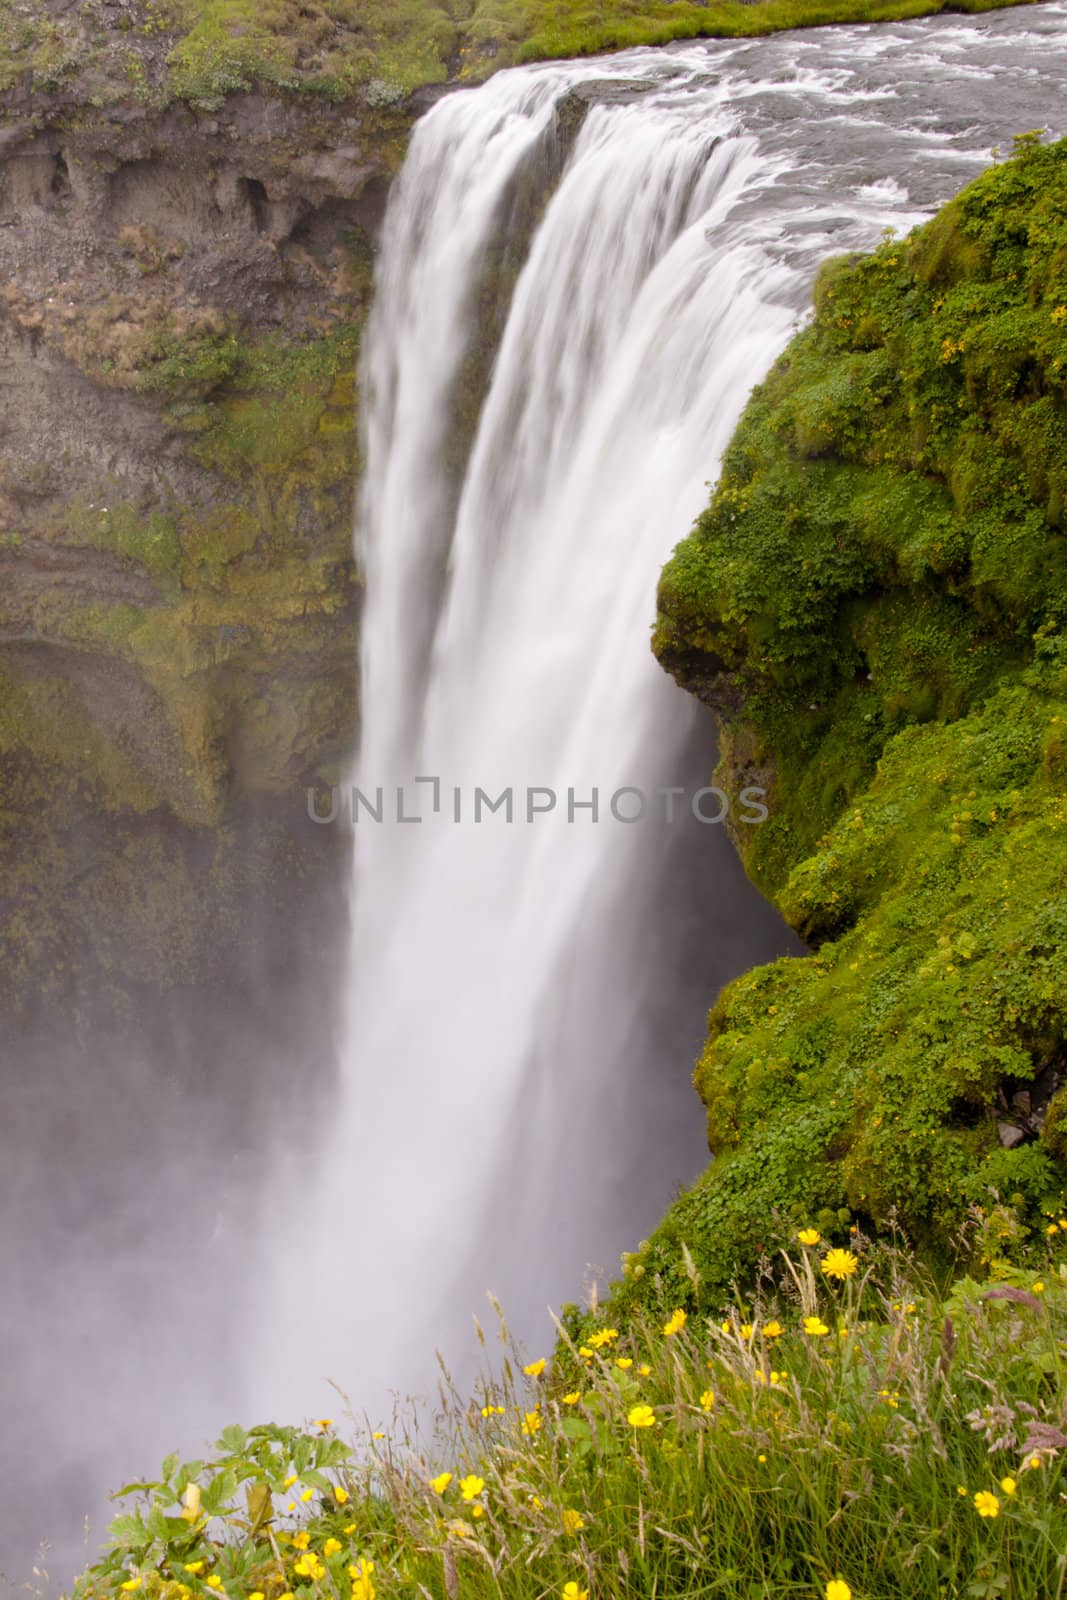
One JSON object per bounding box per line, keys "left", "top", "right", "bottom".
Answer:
{"left": 0, "top": 85, "right": 412, "bottom": 1018}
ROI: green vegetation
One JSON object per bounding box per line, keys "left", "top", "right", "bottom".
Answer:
{"left": 74, "top": 1227, "right": 1067, "bottom": 1599}
{"left": 0, "top": 0, "right": 1039, "bottom": 112}
{"left": 645, "top": 132, "right": 1067, "bottom": 1314}
{"left": 466, "top": 0, "right": 1032, "bottom": 71}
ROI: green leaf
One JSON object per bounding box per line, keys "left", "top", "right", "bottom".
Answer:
{"left": 105, "top": 1514, "right": 150, "bottom": 1553}
{"left": 317, "top": 1440, "right": 353, "bottom": 1468}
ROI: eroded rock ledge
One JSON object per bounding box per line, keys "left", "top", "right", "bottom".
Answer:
{"left": 0, "top": 90, "right": 410, "bottom": 1014}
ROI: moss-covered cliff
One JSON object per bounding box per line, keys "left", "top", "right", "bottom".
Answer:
{"left": 635, "top": 131, "right": 1067, "bottom": 1312}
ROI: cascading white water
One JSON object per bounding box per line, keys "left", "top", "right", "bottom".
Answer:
{"left": 251, "top": 4, "right": 1067, "bottom": 1426}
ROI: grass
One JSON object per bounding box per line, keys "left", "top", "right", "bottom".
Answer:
{"left": 645, "top": 131, "right": 1067, "bottom": 1313}
{"left": 0, "top": 0, "right": 1040, "bottom": 111}
{"left": 72, "top": 1224, "right": 1067, "bottom": 1599}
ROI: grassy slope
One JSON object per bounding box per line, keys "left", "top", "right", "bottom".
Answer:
{"left": 0, "top": 0, "right": 1038, "bottom": 110}
{"left": 75, "top": 1234, "right": 1067, "bottom": 1600}
{"left": 638, "top": 133, "right": 1067, "bottom": 1317}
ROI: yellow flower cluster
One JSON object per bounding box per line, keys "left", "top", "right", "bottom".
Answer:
{"left": 349, "top": 1559, "right": 375, "bottom": 1600}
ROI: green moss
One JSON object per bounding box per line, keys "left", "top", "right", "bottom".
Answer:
{"left": 632, "top": 133, "right": 1067, "bottom": 1317}
{"left": 0, "top": 0, "right": 1039, "bottom": 113}
{"left": 466, "top": 0, "right": 1036, "bottom": 74}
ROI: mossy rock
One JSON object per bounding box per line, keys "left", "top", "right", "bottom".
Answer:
{"left": 630, "top": 133, "right": 1067, "bottom": 1316}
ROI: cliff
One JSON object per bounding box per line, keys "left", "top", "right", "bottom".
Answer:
{"left": 0, "top": 69, "right": 419, "bottom": 1014}
{"left": 635, "top": 130, "right": 1067, "bottom": 1310}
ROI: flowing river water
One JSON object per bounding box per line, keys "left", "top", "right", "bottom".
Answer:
{"left": 6, "top": 3, "right": 1067, "bottom": 1587}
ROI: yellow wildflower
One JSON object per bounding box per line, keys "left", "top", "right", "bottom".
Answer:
{"left": 561, "top": 1392, "right": 582, "bottom": 1405}
{"left": 523, "top": 1358, "right": 546, "bottom": 1377}
{"left": 1000, "top": 1478, "right": 1017, "bottom": 1496}
{"left": 471, "top": 1504, "right": 485, "bottom": 1519}
{"left": 350, "top": 1559, "right": 375, "bottom": 1600}
{"left": 372, "top": 1431, "right": 385, "bottom": 1440}
{"left": 283, "top": 1474, "right": 297, "bottom": 1489}
{"left": 300, "top": 1487, "right": 314, "bottom": 1503}
{"left": 826, "top": 1582, "right": 853, "bottom": 1600}
{"left": 616, "top": 1357, "right": 633, "bottom": 1370}
{"left": 627, "top": 1403, "right": 656, "bottom": 1428}
{"left": 637, "top": 1363, "right": 651, "bottom": 1376}
{"left": 578, "top": 1346, "right": 593, "bottom": 1360}
{"left": 323, "top": 1538, "right": 343, "bottom": 1557}
{"left": 1032, "top": 1281, "right": 1045, "bottom": 1294}
{"left": 757, "top": 1453, "right": 767, "bottom": 1463}
{"left": 562, "top": 1585, "right": 589, "bottom": 1600}
{"left": 522, "top": 1409, "right": 542, "bottom": 1436}
{"left": 1027, "top": 1455, "right": 1042, "bottom": 1471}
{"left": 205, "top": 1578, "right": 224, "bottom": 1592}
{"left": 316, "top": 1418, "right": 333, "bottom": 1431}
{"left": 763, "top": 1321, "right": 783, "bottom": 1339}
{"left": 120, "top": 1581, "right": 141, "bottom": 1592}
{"left": 700, "top": 1389, "right": 715, "bottom": 1411}
{"left": 292, "top": 1555, "right": 324, "bottom": 1581}
{"left": 974, "top": 1490, "right": 1000, "bottom": 1518}
{"left": 957, "top": 1486, "right": 968, "bottom": 1497}
{"left": 797, "top": 1229, "right": 821, "bottom": 1246}
{"left": 291, "top": 1533, "right": 310, "bottom": 1552}
{"left": 431, "top": 1472, "right": 453, "bottom": 1495}
{"left": 821, "top": 1248, "right": 859, "bottom": 1281}
{"left": 803, "top": 1316, "right": 830, "bottom": 1337}
{"left": 560, "top": 1508, "right": 585, "bottom": 1534}
{"left": 662, "top": 1308, "right": 687, "bottom": 1337}
{"left": 343, "top": 1522, "right": 357, "bottom": 1534}
{"left": 588, "top": 1328, "right": 619, "bottom": 1348}
{"left": 480, "top": 1403, "right": 505, "bottom": 1418}
{"left": 459, "top": 1475, "right": 485, "bottom": 1502}
{"left": 183, "top": 1564, "right": 205, "bottom": 1576}
{"left": 334, "top": 1486, "right": 349, "bottom": 1504}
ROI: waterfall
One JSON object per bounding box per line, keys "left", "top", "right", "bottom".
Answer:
{"left": 243, "top": 2, "right": 1067, "bottom": 1426}
{"left": 6, "top": 8, "right": 1067, "bottom": 1588}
